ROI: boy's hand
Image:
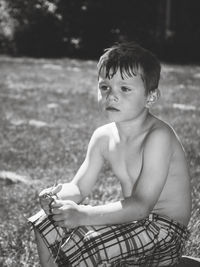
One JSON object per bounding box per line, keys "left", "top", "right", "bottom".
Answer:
{"left": 39, "top": 184, "right": 62, "bottom": 215}
{"left": 51, "top": 200, "right": 86, "bottom": 228}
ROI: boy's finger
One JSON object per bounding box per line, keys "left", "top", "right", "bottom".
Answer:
{"left": 51, "top": 184, "right": 62, "bottom": 195}
{"left": 55, "top": 221, "right": 65, "bottom": 227}
{"left": 51, "top": 207, "right": 62, "bottom": 214}
{"left": 52, "top": 214, "right": 63, "bottom": 221}
{"left": 39, "top": 189, "right": 48, "bottom": 197}
{"left": 51, "top": 201, "right": 63, "bottom": 208}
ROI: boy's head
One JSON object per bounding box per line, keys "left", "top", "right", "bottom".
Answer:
{"left": 97, "top": 42, "right": 161, "bottom": 96}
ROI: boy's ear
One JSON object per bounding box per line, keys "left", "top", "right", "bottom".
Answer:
{"left": 146, "top": 89, "right": 160, "bottom": 108}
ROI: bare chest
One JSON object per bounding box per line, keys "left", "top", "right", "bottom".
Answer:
{"left": 105, "top": 141, "right": 143, "bottom": 195}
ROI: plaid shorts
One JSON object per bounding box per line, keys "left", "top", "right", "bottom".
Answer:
{"left": 28, "top": 211, "right": 189, "bottom": 267}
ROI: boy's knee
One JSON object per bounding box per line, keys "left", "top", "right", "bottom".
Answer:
{"left": 83, "top": 229, "right": 101, "bottom": 242}
{"left": 61, "top": 227, "right": 100, "bottom": 256}
{"left": 33, "top": 229, "right": 57, "bottom": 267}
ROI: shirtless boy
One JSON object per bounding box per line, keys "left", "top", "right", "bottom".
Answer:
{"left": 29, "top": 42, "right": 191, "bottom": 267}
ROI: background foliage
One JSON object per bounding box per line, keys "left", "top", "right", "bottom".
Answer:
{"left": 0, "top": 0, "right": 200, "bottom": 61}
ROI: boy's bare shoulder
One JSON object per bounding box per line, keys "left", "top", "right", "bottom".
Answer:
{"left": 151, "top": 119, "right": 172, "bottom": 134}
{"left": 90, "top": 123, "right": 114, "bottom": 152}
{"left": 145, "top": 117, "right": 180, "bottom": 149}
{"left": 93, "top": 123, "right": 115, "bottom": 138}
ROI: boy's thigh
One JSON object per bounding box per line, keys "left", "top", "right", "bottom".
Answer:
{"left": 60, "top": 221, "right": 157, "bottom": 266}
{"left": 31, "top": 213, "right": 188, "bottom": 266}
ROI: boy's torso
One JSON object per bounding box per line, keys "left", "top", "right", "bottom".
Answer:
{"left": 100, "top": 117, "right": 191, "bottom": 226}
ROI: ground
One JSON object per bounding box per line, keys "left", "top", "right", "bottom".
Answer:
{"left": 0, "top": 56, "right": 200, "bottom": 266}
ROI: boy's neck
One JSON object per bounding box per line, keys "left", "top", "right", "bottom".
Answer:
{"left": 115, "top": 110, "right": 152, "bottom": 143}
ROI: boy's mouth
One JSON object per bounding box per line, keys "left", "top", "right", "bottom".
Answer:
{"left": 106, "top": 106, "right": 120, "bottom": 112}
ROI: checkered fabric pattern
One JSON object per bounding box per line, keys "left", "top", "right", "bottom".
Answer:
{"left": 28, "top": 211, "right": 189, "bottom": 267}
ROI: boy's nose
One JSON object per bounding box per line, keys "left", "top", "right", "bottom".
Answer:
{"left": 106, "top": 90, "right": 119, "bottom": 102}
{"left": 107, "top": 94, "right": 118, "bottom": 102}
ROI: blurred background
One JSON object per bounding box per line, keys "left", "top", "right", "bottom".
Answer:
{"left": 0, "top": 0, "right": 200, "bottom": 62}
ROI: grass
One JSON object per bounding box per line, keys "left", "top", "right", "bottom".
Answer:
{"left": 0, "top": 56, "right": 200, "bottom": 266}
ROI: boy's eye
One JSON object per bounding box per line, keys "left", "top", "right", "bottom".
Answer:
{"left": 99, "top": 85, "right": 109, "bottom": 91}
{"left": 121, "top": 86, "right": 131, "bottom": 92}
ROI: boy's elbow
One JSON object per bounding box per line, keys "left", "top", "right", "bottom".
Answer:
{"left": 59, "top": 182, "right": 84, "bottom": 203}
{"left": 133, "top": 197, "right": 153, "bottom": 219}
{"left": 71, "top": 181, "right": 88, "bottom": 202}
{"left": 139, "top": 198, "right": 154, "bottom": 217}
{"left": 136, "top": 204, "right": 151, "bottom": 220}
{"left": 143, "top": 205, "right": 152, "bottom": 217}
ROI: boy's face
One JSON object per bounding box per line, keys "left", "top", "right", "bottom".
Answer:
{"left": 98, "top": 68, "right": 149, "bottom": 123}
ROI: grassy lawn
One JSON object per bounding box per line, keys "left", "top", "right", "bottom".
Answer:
{"left": 0, "top": 56, "right": 200, "bottom": 266}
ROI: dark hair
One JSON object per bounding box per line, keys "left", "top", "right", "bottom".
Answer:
{"left": 97, "top": 42, "right": 161, "bottom": 94}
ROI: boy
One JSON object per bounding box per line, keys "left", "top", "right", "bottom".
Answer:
{"left": 29, "top": 42, "right": 191, "bottom": 267}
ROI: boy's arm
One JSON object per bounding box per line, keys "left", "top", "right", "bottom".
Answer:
{"left": 80, "top": 127, "right": 173, "bottom": 225}
{"left": 71, "top": 127, "right": 106, "bottom": 199}
{"left": 50, "top": 128, "right": 105, "bottom": 204}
